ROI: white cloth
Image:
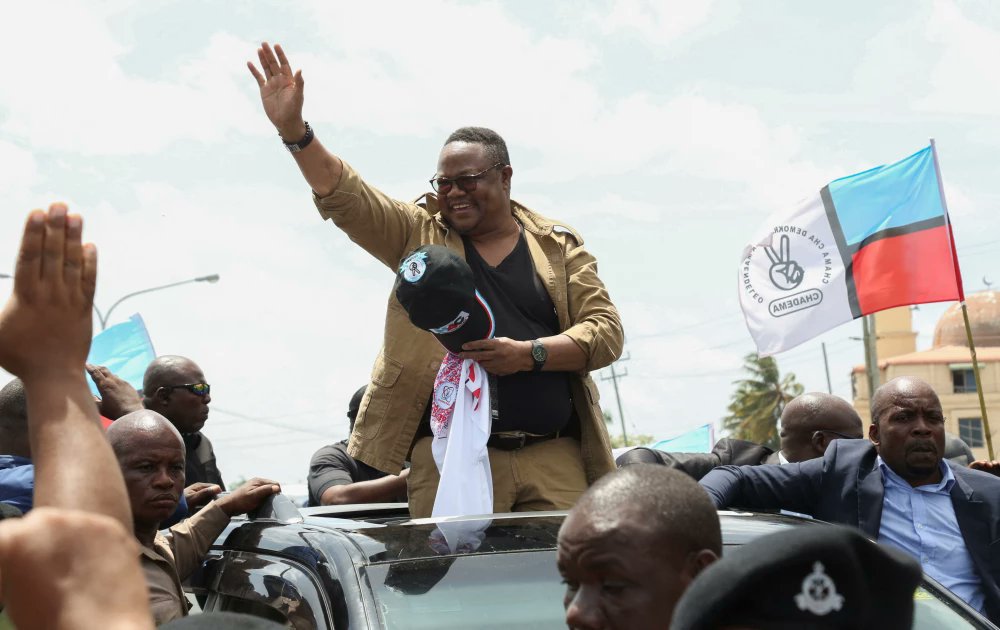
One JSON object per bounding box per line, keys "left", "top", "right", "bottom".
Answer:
{"left": 429, "top": 352, "right": 493, "bottom": 518}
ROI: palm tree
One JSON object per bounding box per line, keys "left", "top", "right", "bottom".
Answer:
{"left": 723, "top": 353, "right": 803, "bottom": 449}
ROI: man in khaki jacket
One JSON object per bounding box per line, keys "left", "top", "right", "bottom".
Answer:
{"left": 248, "top": 42, "right": 623, "bottom": 517}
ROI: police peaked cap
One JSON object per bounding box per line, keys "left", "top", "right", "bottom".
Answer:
{"left": 671, "top": 524, "right": 922, "bottom": 630}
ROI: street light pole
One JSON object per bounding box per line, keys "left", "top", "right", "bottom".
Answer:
{"left": 94, "top": 274, "right": 220, "bottom": 330}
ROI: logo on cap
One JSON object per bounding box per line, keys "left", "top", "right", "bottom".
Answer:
{"left": 430, "top": 311, "right": 470, "bottom": 335}
{"left": 794, "top": 561, "right": 844, "bottom": 616}
{"left": 400, "top": 251, "right": 428, "bottom": 283}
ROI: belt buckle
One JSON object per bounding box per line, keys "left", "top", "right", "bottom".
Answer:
{"left": 515, "top": 433, "right": 527, "bottom": 449}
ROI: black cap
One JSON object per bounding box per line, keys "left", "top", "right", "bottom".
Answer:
{"left": 671, "top": 524, "right": 923, "bottom": 630}
{"left": 393, "top": 245, "right": 494, "bottom": 354}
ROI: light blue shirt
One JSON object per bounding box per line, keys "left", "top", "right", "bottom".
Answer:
{"left": 877, "top": 456, "right": 984, "bottom": 612}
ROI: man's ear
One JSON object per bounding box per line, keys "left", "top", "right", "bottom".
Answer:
{"left": 811, "top": 430, "right": 829, "bottom": 455}
{"left": 153, "top": 387, "right": 171, "bottom": 405}
{"left": 683, "top": 549, "right": 719, "bottom": 582}
{"left": 501, "top": 165, "right": 512, "bottom": 192}
{"left": 868, "top": 421, "right": 880, "bottom": 447}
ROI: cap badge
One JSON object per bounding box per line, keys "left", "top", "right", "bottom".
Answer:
{"left": 400, "top": 251, "right": 428, "bottom": 283}
{"left": 795, "top": 562, "right": 844, "bottom": 616}
{"left": 430, "top": 311, "right": 470, "bottom": 335}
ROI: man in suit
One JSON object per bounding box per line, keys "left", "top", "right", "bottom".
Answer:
{"left": 700, "top": 376, "right": 1000, "bottom": 623}
{"left": 618, "top": 392, "right": 862, "bottom": 478}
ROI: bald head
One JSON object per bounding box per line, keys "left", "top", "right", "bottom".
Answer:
{"left": 142, "top": 355, "right": 211, "bottom": 434}
{"left": 779, "top": 393, "right": 863, "bottom": 463}
{"left": 566, "top": 464, "right": 722, "bottom": 555}
{"left": 869, "top": 376, "right": 945, "bottom": 485}
{"left": 558, "top": 466, "right": 721, "bottom": 628}
{"left": 107, "top": 410, "right": 183, "bottom": 458}
{"left": 109, "top": 410, "right": 187, "bottom": 535}
{"left": 142, "top": 355, "right": 200, "bottom": 401}
{"left": 871, "top": 377, "right": 939, "bottom": 425}
{"left": 0, "top": 379, "right": 29, "bottom": 458}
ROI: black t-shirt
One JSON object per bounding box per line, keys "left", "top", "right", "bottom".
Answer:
{"left": 307, "top": 440, "right": 388, "bottom": 507}
{"left": 463, "top": 233, "right": 573, "bottom": 434}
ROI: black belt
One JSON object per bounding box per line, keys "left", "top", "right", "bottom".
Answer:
{"left": 487, "top": 432, "right": 559, "bottom": 451}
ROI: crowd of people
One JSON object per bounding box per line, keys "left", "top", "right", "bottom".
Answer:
{"left": 0, "top": 38, "right": 997, "bottom": 629}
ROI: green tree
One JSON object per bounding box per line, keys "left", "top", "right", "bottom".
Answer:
{"left": 723, "top": 353, "right": 803, "bottom": 450}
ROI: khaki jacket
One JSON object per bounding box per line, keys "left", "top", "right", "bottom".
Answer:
{"left": 313, "top": 162, "right": 622, "bottom": 483}
{"left": 140, "top": 502, "right": 230, "bottom": 625}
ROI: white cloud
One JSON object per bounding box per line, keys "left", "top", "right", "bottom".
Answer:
{"left": 0, "top": 1, "right": 263, "bottom": 155}
{"left": 0, "top": 141, "right": 38, "bottom": 196}
{"left": 918, "top": 0, "right": 1000, "bottom": 115}
{"left": 598, "top": 0, "right": 718, "bottom": 46}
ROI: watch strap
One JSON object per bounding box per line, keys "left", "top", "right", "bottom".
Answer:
{"left": 531, "top": 339, "right": 547, "bottom": 372}
{"left": 282, "top": 121, "right": 314, "bottom": 153}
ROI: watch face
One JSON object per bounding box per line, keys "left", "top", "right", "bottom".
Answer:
{"left": 532, "top": 343, "right": 547, "bottom": 362}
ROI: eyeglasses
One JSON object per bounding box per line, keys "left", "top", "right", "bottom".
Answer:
{"left": 429, "top": 163, "right": 504, "bottom": 194}
{"left": 165, "top": 383, "right": 211, "bottom": 396}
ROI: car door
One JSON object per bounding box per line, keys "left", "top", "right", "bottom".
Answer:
{"left": 193, "top": 550, "right": 332, "bottom": 629}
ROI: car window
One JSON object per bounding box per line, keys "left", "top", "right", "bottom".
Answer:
{"left": 913, "top": 586, "right": 980, "bottom": 629}
{"left": 366, "top": 550, "right": 565, "bottom": 629}
{"left": 199, "top": 551, "right": 330, "bottom": 630}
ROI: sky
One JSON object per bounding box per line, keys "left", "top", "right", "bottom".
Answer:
{"left": 1, "top": 0, "right": 999, "bottom": 487}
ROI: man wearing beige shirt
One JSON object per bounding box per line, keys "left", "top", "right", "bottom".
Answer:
{"left": 248, "top": 42, "right": 624, "bottom": 518}
{"left": 108, "top": 411, "right": 280, "bottom": 625}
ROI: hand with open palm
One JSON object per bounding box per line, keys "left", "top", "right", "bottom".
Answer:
{"left": 247, "top": 42, "right": 306, "bottom": 141}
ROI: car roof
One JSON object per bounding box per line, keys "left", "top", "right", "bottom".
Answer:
{"left": 224, "top": 498, "right": 818, "bottom": 567}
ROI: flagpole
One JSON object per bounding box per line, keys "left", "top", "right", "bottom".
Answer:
{"left": 862, "top": 315, "right": 880, "bottom": 418}
{"left": 931, "top": 139, "right": 994, "bottom": 459}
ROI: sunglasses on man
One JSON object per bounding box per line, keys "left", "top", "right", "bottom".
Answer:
{"left": 163, "top": 383, "right": 211, "bottom": 396}
{"left": 429, "top": 163, "right": 505, "bottom": 195}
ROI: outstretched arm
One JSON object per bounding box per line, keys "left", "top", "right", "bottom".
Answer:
{"left": 0, "top": 205, "right": 131, "bottom": 529}
{"left": 699, "top": 458, "right": 825, "bottom": 516}
{"left": 248, "top": 42, "right": 343, "bottom": 197}
{"left": 0, "top": 204, "right": 153, "bottom": 629}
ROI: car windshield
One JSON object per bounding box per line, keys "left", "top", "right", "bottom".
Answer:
{"left": 913, "top": 586, "right": 979, "bottom": 629}
{"left": 362, "top": 545, "right": 985, "bottom": 629}
{"left": 366, "top": 550, "right": 564, "bottom": 629}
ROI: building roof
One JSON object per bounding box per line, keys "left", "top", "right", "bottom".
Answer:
{"left": 933, "top": 290, "right": 1000, "bottom": 348}
{"left": 852, "top": 344, "right": 1000, "bottom": 373}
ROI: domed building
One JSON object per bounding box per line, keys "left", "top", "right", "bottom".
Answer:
{"left": 852, "top": 291, "right": 1000, "bottom": 459}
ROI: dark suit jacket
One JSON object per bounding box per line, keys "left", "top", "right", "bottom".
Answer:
{"left": 700, "top": 439, "right": 1000, "bottom": 623}
{"left": 183, "top": 431, "right": 225, "bottom": 490}
{"left": 616, "top": 438, "right": 777, "bottom": 480}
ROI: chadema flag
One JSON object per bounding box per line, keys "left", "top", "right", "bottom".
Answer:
{"left": 739, "top": 144, "right": 963, "bottom": 355}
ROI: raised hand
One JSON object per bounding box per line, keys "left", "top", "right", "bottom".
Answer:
{"left": 247, "top": 42, "right": 306, "bottom": 140}
{"left": 87, "top": 364, "right": 144, "bottom": 419}
{"left": 0, "top": 204, "right": 96, "bottom": 380}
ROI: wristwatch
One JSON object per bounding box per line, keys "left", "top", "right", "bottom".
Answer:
{"left": 530, "top": 339, "right": 548, "bottom": 372}
{"left": 281, "top": 121, "right": 314, "bottom": 153}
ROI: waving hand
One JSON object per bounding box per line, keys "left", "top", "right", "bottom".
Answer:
{"left": 248, "top": 42, "right": 306, "bottom": 140}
